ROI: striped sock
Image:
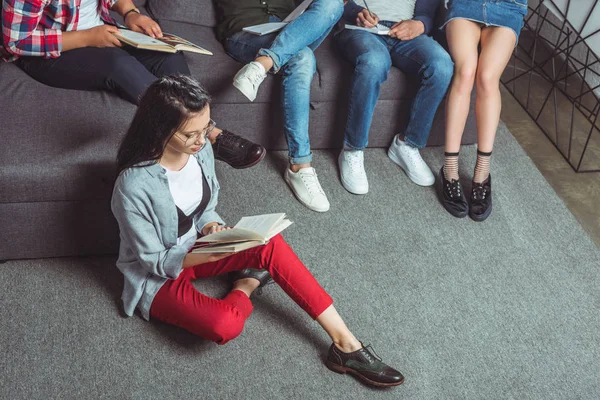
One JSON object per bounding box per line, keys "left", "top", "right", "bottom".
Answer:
{"left": 443, "top": 152, "right": 460, "bottom": 181}
{"left": 473, "top": 150, "right": 492, "bottom": 183}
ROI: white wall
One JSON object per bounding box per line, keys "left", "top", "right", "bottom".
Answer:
{"left": 529, "top": 0, "right": 600, "bottom": 97}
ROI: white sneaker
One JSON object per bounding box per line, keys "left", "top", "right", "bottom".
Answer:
{"left": 338, "top": 150, "right": 369, "bottom": 195}
{"left": 233, "top": 61, "right": 267, "bottom": 102}
{"left": 387, "top": 135, "right": 434, "bottom": 186}
{"left": 284, "top": 167, "right": 330, "bottom": 212}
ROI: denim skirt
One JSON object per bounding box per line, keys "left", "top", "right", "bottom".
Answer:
{"left": 442, "top": 0, "right": 528, "bottom": 41}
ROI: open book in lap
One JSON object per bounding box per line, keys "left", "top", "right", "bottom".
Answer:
{"left": 242, "top": 0, "right": 314, "bottom": 36}
{"left": 191, "top": 213, "right": 293, "bottom": 253}
{"left": 113, "top": 30, "right": 213, "bottom": 55}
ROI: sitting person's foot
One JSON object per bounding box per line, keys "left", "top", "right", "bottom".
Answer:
{"left": 338, "top": 150, "right": 369, "bottom": 195}
{"left": 326, "top": 343, "right": 404, "bottom": 387}
{"left": 439, "top": 167, "right": 469, "bottom": 218}
{"left": 387, "top": 135, "right": 434, "bottom": 186}
{"left": 230, "top": 268, "right": 273, "bottom": 295}
{"left": 233, "top": 61, "right": 267, "bottom": 102}
{"left": 470, "top": 174, "right": 492, "bottom": 222}
{"left": 212, "top": 130, "right": 265, "bottom": 169}
{"left": 284, "top": 167, "right": 330, "bottom": 212}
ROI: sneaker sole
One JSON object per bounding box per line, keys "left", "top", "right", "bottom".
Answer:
{"left": 325, "top": 359, "right": 405, "bottom": 387}
{"left": 340, "top": 177, "right": 368, "bottom": 195}
{"left": 338, "top": 160, "right": 369, "bottom": 195}
{"left": 284, "top": 174, "right": 330, "bottom": 213}
{"left": 387, "top": 148, "right": 434, "bottom": 187}
{"left": 232, "top": 76, "right": 257, "bottom": 102}
{"left": 470, "top": 200, "right": 492, "bottom": 222}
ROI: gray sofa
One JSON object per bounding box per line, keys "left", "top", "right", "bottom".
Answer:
{"left": 0, "top": 0, "right": 476, "bottom": 260}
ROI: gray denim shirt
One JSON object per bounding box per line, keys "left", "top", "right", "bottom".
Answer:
{"left": 111, "top": 144, "right": 224, "bottom": 320}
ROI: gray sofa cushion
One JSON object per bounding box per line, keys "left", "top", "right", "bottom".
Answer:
{"left": 0, "top": 64, "right": 132, "bottom": 204}
{"left": 147, "top": 0, "right": 217, "bottom": 27}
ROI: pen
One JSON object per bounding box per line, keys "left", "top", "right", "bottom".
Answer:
{"left": 362, "top": 0, "right": 375, "bottom": 19}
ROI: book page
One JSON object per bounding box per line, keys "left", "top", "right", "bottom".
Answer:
{"left": 344, "top": 24, "right": 390, "bottom": 35}
{"left": 159, "top": 33, "right": 213, "bottom": 55}
{"left": 191, "top": 240, "right": 263, "bottom": 253}
{"left": 234, "top": 213, "right": 286, "bottom": 238}
{"left": 265, "top": 219, "right": 293, "bottom": 241}
{"left": 114, "top": 30, "right": 171, "bottom": 46}
{"left": 197, "top": 227, "right": 264, "bottom": 243}
{"left": 283, "top": 0, "right": 314, "bottom": 22}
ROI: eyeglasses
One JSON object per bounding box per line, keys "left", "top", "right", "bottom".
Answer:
{"left": 176, "top": 119, "right": 216, "bottom": 146}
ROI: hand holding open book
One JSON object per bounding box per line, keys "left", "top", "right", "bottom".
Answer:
{"left": 113, "top": 29, "right": 213, "bottom": 55}
{"left": 191, "top": 213, "right": 293, "bottom": 254}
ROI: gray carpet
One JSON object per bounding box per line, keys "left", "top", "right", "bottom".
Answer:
{"left": 2, "top": 122, "right": 599, "bottom": 399}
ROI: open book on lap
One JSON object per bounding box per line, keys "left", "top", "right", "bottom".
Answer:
{"left": 191, "top": 213, "right": 293, "bottom": 253}
{"left": 113, "top": 30, "right": 213, "bottom": 55}
{"left": 242, "top": 0, "right": 314, "bottom": 36}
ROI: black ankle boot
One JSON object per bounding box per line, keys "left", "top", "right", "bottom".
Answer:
{"left": 439, "top": 167, "right": 468, "bottom": 218}
{"left": 470, "top": 174, "right": 492, "bottom": 222}
{"left": 212, "top": 130, "right": 266, "bottom": 169}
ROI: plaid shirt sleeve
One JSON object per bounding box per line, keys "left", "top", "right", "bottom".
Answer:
{"left": 2, "top": 0, "right": 63, "bottom": 58}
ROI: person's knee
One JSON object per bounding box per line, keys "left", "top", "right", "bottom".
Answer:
{"left": 285, "top": 48, "right": 317, "bottom": 77}
{"left": 208, "top": 310, "right": 246, "bottom": 345}
{"left": 475, "top": 67, "right": 500, "bottom": 95}
{"left": 355, "top": 50, "right": 391, "bottom": 82}
{"left": 426, "top": 53, "right": 454, "bottom": 88}
{"left": 314, "top": 0, "right": 344, "bottom": 23}
{"left": 454, "top": 61, "right": 477, "bottom": 93}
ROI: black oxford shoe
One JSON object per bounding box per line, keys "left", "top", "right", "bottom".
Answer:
{"left": 326, "top": 343, "right": 404, "bottom": 387}
{"left": 212, "top": 130, "right": 266, "bottom": 169}
{"left": 439, "top": 167, "right": 469, "bottom": 218}
{"left": 470, "top": 174, "right": 492, "bottom": 222}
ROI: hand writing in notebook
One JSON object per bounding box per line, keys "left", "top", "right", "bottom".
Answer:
{"left": 356, "top": 8, "right": 380, "bottom": 28}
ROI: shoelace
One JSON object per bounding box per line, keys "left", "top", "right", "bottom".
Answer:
{"left": 218, "top": 131, "right": 247, "bottom": 150}
{"left": 300, "top": 170, "right": 325, "bottom": 196}
{"left": 246, "top": 65, "right": 266, "bottom": 89}
{"left": 472, "top": 183, "right": 487, "bottom": 201}
{"left": 361, "top": 344, "right": 382, "bottom": 363}
{"left": 445, "top": 179, "right": 463, "bottom": 199}
{"left": 405, "top": 146, "right": 424, "bottom": 167}
{"left": 346, "top": 153, "right": 366, "bottom": 175}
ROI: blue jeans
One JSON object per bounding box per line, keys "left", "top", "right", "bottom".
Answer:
{"left": 225, "top": 0, "right": 343, "bottom": 164}
{"left": 334, "top": 23, "right": 454, "bottom": 149}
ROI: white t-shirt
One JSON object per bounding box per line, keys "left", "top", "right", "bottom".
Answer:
{"left": 74, "top": 0, "right": 104, "bottom": 31}
{"left": 164, "top": 156, "right": 204, "bottom": 245}
{"left": 359, "top": 0, "right": 417, "bottom": 23}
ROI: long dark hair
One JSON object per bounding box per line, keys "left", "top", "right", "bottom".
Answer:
{"left": 116, "top": 75, "right": 211, "bottom": 175}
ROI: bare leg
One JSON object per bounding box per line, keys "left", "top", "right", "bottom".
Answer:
{"left": 444, "top": 19, "right": 482, "bottom": 154}
{"left": 316, "top": 305, "right": 362, "bottom": 352}
{"left": 231, "top": 278, "right": 261, "bottom": 298}
{"left": 255, "top": 55, "right": 275, "bottom": 72}
{"left": 290, "top": 162, "right": 311, "bottom": 172}
{"left": 475, "top": 26, "right": 517, "bottom": 153}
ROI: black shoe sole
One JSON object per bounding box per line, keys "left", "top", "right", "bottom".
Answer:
{"left": 325, "top": 360, "right": 405, "bottom": 387}
{"left": 442, "top": 202, "right": 469, "bottom": 219}
{"left": 219, "top": 148, "right": 266, "bottom": 169}
{"left": 469, "top": 201, "right": 492, "bottom": 222}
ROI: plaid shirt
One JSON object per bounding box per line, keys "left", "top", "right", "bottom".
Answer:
{"left": 2, "top": 0, "right": 117, "bottom": 61}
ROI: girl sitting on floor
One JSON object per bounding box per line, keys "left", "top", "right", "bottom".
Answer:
{"left": 110, "top": 75, "right": 404, "bottom": 387}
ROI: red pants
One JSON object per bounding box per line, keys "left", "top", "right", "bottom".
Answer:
{"left": 149, "top": 234, "right": 333, "bottom": 344}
